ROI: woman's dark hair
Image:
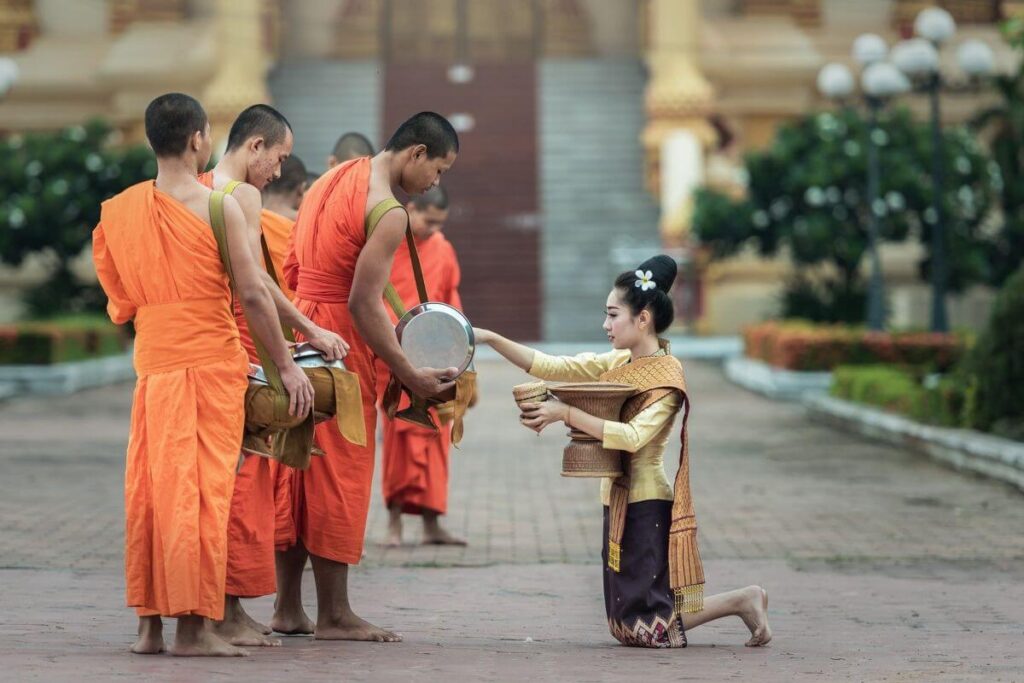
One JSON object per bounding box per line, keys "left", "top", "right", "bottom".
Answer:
{"left": 613, "top": 255, "right": 678, "bottom": 334}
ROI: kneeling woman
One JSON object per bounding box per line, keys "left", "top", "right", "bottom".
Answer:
{"left": 474, "top": 256, "right": 771, "bottom": 648}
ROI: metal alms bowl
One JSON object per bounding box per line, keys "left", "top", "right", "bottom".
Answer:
{"left": 394, "top": 302, "right": 475, "bottom": 378}
{"left": 247, "top": 341, "right": 347, "bottom": 385}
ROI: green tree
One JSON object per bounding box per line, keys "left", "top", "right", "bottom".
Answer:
{"left": 0, "top": 120, "right": 156, "bottom": 317}
{"left": 971, "top": 17, "right": 1024, "bottom": 287}
{"left": 693, "top": 107, "right": 1000, "bottom": 323}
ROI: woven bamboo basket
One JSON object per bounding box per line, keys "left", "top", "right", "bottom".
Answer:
{"left": 547, "top": 382, "right": 635, "bottom": 478}
{"left": 512, "top": 380, "right": 549, "bottom": 409}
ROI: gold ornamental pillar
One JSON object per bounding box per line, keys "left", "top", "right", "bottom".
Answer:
{"left": 642, "top": 0, "right": 716, "bottom": 248}
{"left": 202, "top": 0, "right": 272, "bottom": 148}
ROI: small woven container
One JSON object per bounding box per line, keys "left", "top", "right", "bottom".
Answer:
{"left": 512, "top": 380, "right": 549, "bottom": 410}
{"left": 547, "top": 382, "right": 635, "bottom": 478}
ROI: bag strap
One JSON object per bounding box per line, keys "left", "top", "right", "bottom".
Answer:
{"left": 220, "top": 180, "right": 296, "bottom": 344}
{"left": 366, "top": 198, "right": 428, "bottom": 319}
{"left": 208, "top": 189, "right": 286, "bottom": 394}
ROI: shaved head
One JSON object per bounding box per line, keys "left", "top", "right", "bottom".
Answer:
{"left": 226, "top": 104, "right": 292, "bottom": 152}
{"left": 144, "top": 93, "right": 207, "bottom": 157}
{"left": 331, "top": 132, "right": 374, "bottom": 162}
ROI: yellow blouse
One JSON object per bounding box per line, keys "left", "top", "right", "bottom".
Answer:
{"left": 529, "top": 350, "right": 679, "bottom": 505}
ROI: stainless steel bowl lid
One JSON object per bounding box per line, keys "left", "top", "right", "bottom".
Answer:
{"left": 395, "top": 302, "right": 475, "bottom": 377}
{"left": 247, "top": 343, "right": 347, "bottom": 385}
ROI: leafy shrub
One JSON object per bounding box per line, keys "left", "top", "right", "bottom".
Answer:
{"left": 743, "top": 321, "right": 965, "bottom": 371}
{"left": 962, "top": 265, "right": 1024, "bottom": 440}
{"left": 0, "top": 315, "right": 129, "bottom": 365}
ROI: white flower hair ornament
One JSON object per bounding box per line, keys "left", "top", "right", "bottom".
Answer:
{"left": 634, "top": 270, "right": 656, "bottom": 291}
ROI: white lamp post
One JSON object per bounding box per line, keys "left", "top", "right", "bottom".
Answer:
{"left": 891, "top": 8, "right": 996, "bottom": 332}
{"left": 817, "top": 35, "right": 909, "bottom": 331}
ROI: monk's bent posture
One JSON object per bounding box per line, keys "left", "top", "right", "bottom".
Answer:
{"left": 93, "top": 93, "right": 313, "bottom": 657}
{"left": 198, "top": 105, "right": 349, "bottom": 647}
{"left": 275, "top": 112, "right": 459, "bottom": 641}
{"left": 378, "top": 186, "right": 467, "bottom": 547}
{"left": 271, "top": 133, "right": 375, "bottom": 635}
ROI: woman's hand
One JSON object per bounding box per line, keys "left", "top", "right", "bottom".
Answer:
{"left": 472, "top": 327, "right": 494, "bottom": 345}
{"left": 519, "top": 400, "right": 569, "bottom": 434}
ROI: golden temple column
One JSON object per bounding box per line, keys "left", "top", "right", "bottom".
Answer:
{"left": 202, "top": 0, "right": 272, "bottom": 149}
{"left": 642, "top": 0, "right": 716, "bottom": 248}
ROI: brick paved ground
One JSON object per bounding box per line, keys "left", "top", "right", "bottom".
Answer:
{"left": 1, "top": 359, "right": 1022, "bottom": 681}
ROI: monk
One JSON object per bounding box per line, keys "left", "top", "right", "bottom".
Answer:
{"left": 378, "top": 186, "right": 467, "bottom": 547}
{"left": 270, "top": 133, "right": 375, "bottom": 636}
{"left": 199, "top": 105, "right": 349, "bottom": 648}
{"left": 326, "top": 131, "right": 374, "bottom": 170}
{"left": 93, "top": 92, "right": 313, "bottom": 657}
{"left": 275, "top": 112, "right": 459, "bottom": 642}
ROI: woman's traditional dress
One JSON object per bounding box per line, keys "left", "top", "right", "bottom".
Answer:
{"left": 529, "top": 341, "right": 704, "bottom": 648}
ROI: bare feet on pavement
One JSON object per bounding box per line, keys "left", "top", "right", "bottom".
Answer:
{"left": 130, "top": 616, "right": 164, "bottom": 654}
{"left": 739, "top": 585, "right": 772, "bottom": 647}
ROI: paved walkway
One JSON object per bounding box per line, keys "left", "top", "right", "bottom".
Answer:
{"left": 1, "top": 359, "right": 1022, "bottom": 681}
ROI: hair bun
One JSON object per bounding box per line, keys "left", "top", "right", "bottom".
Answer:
{"left": 636, "top": 255, "right": 677, "bottom": 293}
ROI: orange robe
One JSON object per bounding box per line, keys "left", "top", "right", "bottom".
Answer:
{"left": 197, "top": 171, "right": 292, "bottom": 597}
{"left": 93, "top": 181, "right": 248, "bottom": 620}
{"left": 282, "top": 157, "right": 378, "bottom": 564}
{"left": 376, "top": 233, "right": 463, "bottom": 515}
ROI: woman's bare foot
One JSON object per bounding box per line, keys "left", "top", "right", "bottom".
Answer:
{"left": 212, "top": 618, "right": 282, "bottom": 647}
{"left": 171, "top": 617, "right": 250, "bottom": 657}
{"left": 738, "top": 586, "right": 772, "bottom": 647}
{"left": 270, "top": 605, "right": 315, "bottom": 635}
{"left": 315, "top": 612, "right": 402, "bottom": 642}
{"left": 130, "top": 616, "right": 165, "bottom": 654}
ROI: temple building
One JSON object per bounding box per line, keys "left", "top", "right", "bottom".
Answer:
{"left": 0, "top": 0, "right": 1016, "bottom": 336}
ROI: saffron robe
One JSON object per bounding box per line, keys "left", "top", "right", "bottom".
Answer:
{"left": 93, "top": 181, "right": 248, "bottom": 620}
{"left": 198, "top": 171, "right": 291, "bottom": 597}
{"left": 281, "top": 157, "right": 381, "bottom": 564}
{"left": 376, "top": 232, "right": 463, "bottom": 515}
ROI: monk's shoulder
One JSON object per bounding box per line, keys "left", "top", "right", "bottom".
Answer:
{"left": 229, "top": 182, "right": 263, "bottom": 215}
{"left": 100, "top": 180, "right": 152, "bottom": 219}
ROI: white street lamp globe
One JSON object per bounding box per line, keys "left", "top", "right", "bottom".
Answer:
{"left": 957, "top": 39, "right": 995, "bottom": 77}
{"left": 891, "top": 38, "right": 940, "bottom": 76}
{"left": 853, "top": 33, "right": 889, "bottom": 66}
{"left": 817, "top": 62, "right": 855, "bottom": 99}
{"left": 862, "top": 61, "right": 911, "bottom": 98}
{"left": 0, "top": 56, "right": 18, "bottom": 96}
{"left": 915, "top": 7, "right": 956, "bottom": 44}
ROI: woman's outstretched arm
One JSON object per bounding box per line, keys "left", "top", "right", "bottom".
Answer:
{"left": 474, "top": 327, "right": 536, "bottom": 372}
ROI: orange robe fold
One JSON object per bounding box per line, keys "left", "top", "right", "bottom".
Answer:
{"left": 284, "top": 158, "right": 377, "bottom": 564}
{"left": 377, "top": 233, "right": 463, "bottom": 515}
{"left": 93, "top": 181, "right": 248, "bottom": 620}
{"left": 197, "top": 171, "right": 293, "bottom": 597}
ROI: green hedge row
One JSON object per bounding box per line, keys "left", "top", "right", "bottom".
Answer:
{"left": 830, "top": 365, "right": 967, "bottom": 429}
{"left": 0, "top": 317, "right": 129, "bottom": 365}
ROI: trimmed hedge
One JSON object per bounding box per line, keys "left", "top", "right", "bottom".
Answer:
{"left": 743, "top": 321, "right": 965, "bottom": 372}
{"left": 0, "top": 317, "right": 129, "bottom": 365}
{"left": 830, "top": 365, "right": 966, "bottom": 429}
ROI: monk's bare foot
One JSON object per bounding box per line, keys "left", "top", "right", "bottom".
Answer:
{"left": 385, "top": 507, "right": 403, "bottom": 547}
{"left": 739, "top": 586, "right": 772, "bottom": 647}
{"left": 171, "top": 618, "right": 249, "bottom": 657}
{"left": 270, "top": 606, "right": 315, "bottom": 635}
{"left": 422, "top": 514, "right": 466, "bottom": 546}
{"left": 238, "top": 603, "right": 272, "bottom": 636}
{"left": 422, "top": 526, "right": 467, "bottom": 546}
{"left": 130, "top": 616, "right": 165, "bottom": 654}
{"left": 315, "top": 613, "right": 402, "bottom": 642}
{"left": 212, "top": 618, "right": 282, "bottom": 647}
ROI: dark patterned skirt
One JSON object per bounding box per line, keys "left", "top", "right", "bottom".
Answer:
{"left": 602, "top": 500, "right": 686, "bottom": 648}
